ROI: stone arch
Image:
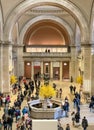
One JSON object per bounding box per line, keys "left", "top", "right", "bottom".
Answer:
{"left": 19, "top": 15, "right": 74, "bottom": 45}
{"left": 4, "top": 0, "right": 89, "bottom": 43}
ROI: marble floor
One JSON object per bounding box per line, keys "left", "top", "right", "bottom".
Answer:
{"left": 0, "top": 80, "right": 94, "bottom": 130}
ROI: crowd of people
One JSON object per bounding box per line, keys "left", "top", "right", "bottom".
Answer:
{"left": 0, "top": 77, "right": 92, "bottom": 130}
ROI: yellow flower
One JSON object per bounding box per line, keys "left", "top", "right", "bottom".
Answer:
{"left": 10, "top": 75, "right": 17, "bottom": 85}
{"left": 39, "top": 85, "right": 56, "bottom": 98}
{"left": 76, "top": 76, "right": 83, "bottom": 84}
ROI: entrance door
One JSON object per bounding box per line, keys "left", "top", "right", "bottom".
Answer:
{"left": 43, "top": 62, "right": 50, "bottom": 77}
{"left": 24, "top": 61, "right": 31, "bottom": 79}
{"left": 62, "top": 61, "right": 69, "bottom": 79}
{"left": 53, "top": 67, "right": 60, "bottom": 80}
{"left": 33, "top": 61, "right": 41, "bottom": 79}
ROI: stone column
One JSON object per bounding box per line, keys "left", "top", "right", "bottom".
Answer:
{"left": 41, "top": 61, "right": 43, "bottom": 75}
{"left": 81, "top": 44, "right": 91, "bottom": 92}
{"left": 70, "top": 45, "right": 77, "bottom": 82}
{"left": 32, "top": 62, "right": 34, "bottom": 80}
{"left": 91, "top": 54, "right": 94, "bottom": 95}
{"left": 60, "top": 61, "right": 62, "bottom": 81}
{"left": 50, "top": 61, "right": 53, "bottom": 79}
{"left": 16, "top": 45, "right": 24, "bottom": 77}
{"left": 0, "top": 41, "right": 3, "bottom": 92}
{"left": 3, "top": 42, "right": 12, "bottom": 93}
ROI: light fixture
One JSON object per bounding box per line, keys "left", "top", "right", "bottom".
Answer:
{"left": 45, "top": 63, "right": 49, "bottom": 65}
{"left": 64, "top": 62, "right": 67, "bottom": 66}
{"left": 27, "top": 62, "right": 30, "bottom": 66}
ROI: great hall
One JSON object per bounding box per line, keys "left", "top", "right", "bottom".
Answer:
{"left": 0, "top": 0, "right": 94, "bottom": 130}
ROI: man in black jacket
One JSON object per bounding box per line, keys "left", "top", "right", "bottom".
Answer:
{"left": 82, "top": 116, "right": 88, "bottom": 130}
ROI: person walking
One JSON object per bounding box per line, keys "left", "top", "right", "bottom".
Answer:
{"left": 66, "top": 124, "right": 70, "bottom": 130}
{"left": 82, "top": 116, "right": 88, "bottom": 130}
{"left": 71, "top": 111, "right": 75, "bottom": 126}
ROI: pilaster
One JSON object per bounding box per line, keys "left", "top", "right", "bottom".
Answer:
{"left": 0, "top": 41, "right": 3, "bottom": 92}
{"left": 32, "top": 62, "right": 34, "bottom": 80}
{"left": 60, "top": 61, "right": 62, "bottom": 81}
{"left": 3, "top": 41, "right": 13, "bottom": 93}
{"left": 91, "top": 54, "right": 94, "bottom": 95}
{"left": 15, "top": 45, "right": 24, "bottom": 77}
{"left": 70, "top": 45, "right": 77, "bottom": 82}
{"left": 50, "top": 61, "right": 53, "bottom": 79}
{"left": 81, "top": 44, "right": 91, "bottom": 92}
{"left": 41, "top": 61, "right": 43, "bottom": 75}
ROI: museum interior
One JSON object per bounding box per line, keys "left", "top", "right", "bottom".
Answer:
{"left": 0, "top": 0, "right": 94, "bottom": 129}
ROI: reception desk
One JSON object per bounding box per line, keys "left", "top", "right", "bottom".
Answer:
{"left": 32, "top": 119, "right": 58, "bottom": 130}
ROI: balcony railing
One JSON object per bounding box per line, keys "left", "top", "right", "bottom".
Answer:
{"left": 23, "top": 52, "right": 71, "bottom": 58}
{"left": 23, "top": 45, "right": 71, "bottom": 58}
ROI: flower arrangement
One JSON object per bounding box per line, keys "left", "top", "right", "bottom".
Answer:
{"left": 39, "top": 84, "right": 56, "bottom": 99}
{"left": 10, "top": 75, "right": 17, "bottom": 85}
{"left": 76, "top": 76, "right": 83, "bottom": 84}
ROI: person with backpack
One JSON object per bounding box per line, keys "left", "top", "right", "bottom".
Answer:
{"left": 82, "top": 116, "right": 88, "bottom": 130}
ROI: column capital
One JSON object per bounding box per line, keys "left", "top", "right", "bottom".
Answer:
{"left": 2, "top": 41, "right": 13, "bottom": 46}
{"left": 13, "top": 44, "right": 24, "bottom": 47}
{"left": 70, "top": 44, "right": 76, "bottom": 48}
{"left": 81, "top": 42, "right": 91, "bottom": 46}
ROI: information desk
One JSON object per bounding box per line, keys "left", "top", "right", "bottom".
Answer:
{"left": 32, "top": 119, "right": 57, "bottom": 130}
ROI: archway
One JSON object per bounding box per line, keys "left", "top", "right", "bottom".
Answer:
{"left": 4, "top": 0, "right": 89, "bottom": 43}
{"left": 20, "top": 15, "right": 73, "bottom": 45}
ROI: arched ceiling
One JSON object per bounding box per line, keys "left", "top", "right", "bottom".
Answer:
{"left": 0, "top": 0, "right": 93, "bottom": 44}
{"left": 24, "top": 21, "right": 70, "bottom": 46}
{"left": 3, "top": 0, "right": 89, "bottom": 43}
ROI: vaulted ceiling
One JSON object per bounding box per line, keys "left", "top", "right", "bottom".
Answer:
{"left": 0, "top": 0, "right": 94, "bottom": 45}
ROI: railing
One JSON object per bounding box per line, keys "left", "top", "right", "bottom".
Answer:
{"left": 23, "top": 45, "right": 71, "bottom": 53}
{"left": 23, "top": 52, "right": 71, "bottom": 58}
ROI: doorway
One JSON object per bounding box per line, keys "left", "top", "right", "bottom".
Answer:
{"left": 24, "top": 61, "right": 31, "bottom": 79}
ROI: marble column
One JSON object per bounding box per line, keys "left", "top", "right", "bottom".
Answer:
{"left": 60, "top": 61, "right": 62, "bottom": 81}
{"left": 91, "top": 54, "right": 94, "bottom": 95}
{"left": 32, "top": 62, "right": 34, "bottom": 80}
{"left": 3, "top": 42, "right": 12, "bottom": 93}
{"left": 70, "top": 45, "right": 77, "bottom": 82}
{"left": 16, "top": 45, "right": 24, "bottom": 77}
{"left": 50, "top": 61, "right": 53, "bottom": 79}
{"left": 81, "top": 44, "right": 91, "bottom": 92}
{"left": 41, "top": 61, "right": 43, "bottom": 75}
{"left": 0, "top": 41, "right": 3, "bottom": 92}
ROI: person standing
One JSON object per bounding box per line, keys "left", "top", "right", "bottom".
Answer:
{"left": 66, "top": 124, "right": 70, "bottom": 130}
{"left": 82, "top": 116, "right": 88, "bottom": 130}
{"left": 69, "top": 85, "right": 73, "bottom": 94}
{"left": 73, "top": 86, "right": 76, "bottom": 94}
{"left": 71, "top": 111, "right": 75, "bottom": 126}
